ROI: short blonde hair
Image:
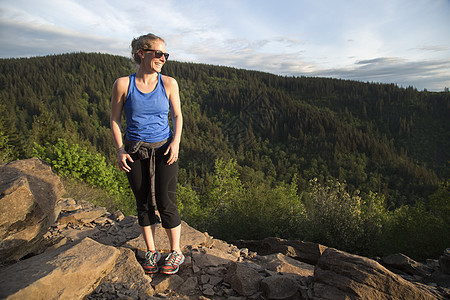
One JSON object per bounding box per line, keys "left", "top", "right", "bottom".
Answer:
{"left": 131, "top": 33, "right": 165, "bottom": 64}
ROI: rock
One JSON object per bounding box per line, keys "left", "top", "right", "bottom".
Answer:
{"left": 439, "top": 248, "right": 450, "bottom": 275}
{"left": 234, "top": 237, "right": 327, "bottom": 265}
{"left": 381, "top": 253, "right": 433, "bottom": 276}
{"left": 207, "top": 275, "right": 223, "bottom": 286}
{"left": 205, "top": 265, "right": 228, "bottom": 276}
{"left": 93, "top": 216, "right": 109, "bottom": 225}
{"left": 313, "top": 248, "right": 441, "bottom": 300}
{"left": 91, "top": 215, "right": 141, "bottom": 247}
{"left": 255, "top": 252, "right": 315, "bottom": 277}
{"left": 111, "top": 210, "right": 125, "bottom": 222}
{"left": 428, "top": 270, "right": 450, "bottom": 288}
{"left": 58, "top": 206, "right": 108, "bottom": 225}
{"left": 177, "top": 276, "right": 199, "bottom": 295}
{"left": 207, "top": 238, "right": 241, "bottom": 258}
{"left": 426, "top": 259, "right": 440, "bottom": 271}
{"left": 92, "top": 247, "right": 154, "bottom": 298}
{"left": 0, "top": 177, "right": 36, "bottom": 242}
{"left": 225, "top": 262, "right": 263, "bottom": 296}
{"left": 261, "top": 274, "right": 300, "bottom": 299}
{"left": 202, "top": 285, "right": 215, "bottom": 296}
{"left": 58, "top": 198, "right": 82, "bottom": 212}
{"left": 0, "top": 237, "right": 119, "bottom": 299}
{"left": 152, "top": 274, "right": 184, "bottom": 294}
{"left": 61, "top": 226, "right": 100, "bottom": 242}
{"left": 192, "top": 247, "right": 239, "bottom": 268}
{"left": 0, "top": 158, "right": 65, "bottom": 262}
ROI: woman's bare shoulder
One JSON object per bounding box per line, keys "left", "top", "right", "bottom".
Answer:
{"left": 161, "top": 75, "right": 178, "bottom": 89}
{"left": 114, "top": 76, "right": 130, "bottom": 90}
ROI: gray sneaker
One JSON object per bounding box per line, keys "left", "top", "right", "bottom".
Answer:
{"left": 160, "top": 251, "right": 185, "bottom": 275}
{"left": 143, "top": 250, "right": 161, "bottom": 274}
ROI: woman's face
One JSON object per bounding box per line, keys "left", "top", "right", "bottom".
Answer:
{"left": 141, "top": 40, "right": 167, "bottom": 73}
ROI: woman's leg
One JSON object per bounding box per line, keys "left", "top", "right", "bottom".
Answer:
{"left": 126, "top": 158, "right": 158, "bottom": 251}
{"left": 155, "top": 147, "right": 182, "bottom": 252}
{"left": 165, "top": 224, "right": 182, "bottom": 253}
{"left": 142, "top": 225, "right": 157, "bottom": 251}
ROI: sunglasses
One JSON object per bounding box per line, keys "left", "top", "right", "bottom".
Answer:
{"left": 141, "top": 49, "right": 169, "bottom": 60}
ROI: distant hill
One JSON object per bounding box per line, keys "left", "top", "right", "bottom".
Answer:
{"left": 0, "top": 52, "right": 448, "bottom": 208}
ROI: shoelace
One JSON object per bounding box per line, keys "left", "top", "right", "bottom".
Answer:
{"left": 166, "top": 251, "right": 180, "bottom": 265}
{"left": 145, "top": 251, "right": 158, "bottom": 266}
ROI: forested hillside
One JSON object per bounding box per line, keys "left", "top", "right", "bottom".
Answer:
{"left": 0, "top": 53, "right": 448, "bottom": 260}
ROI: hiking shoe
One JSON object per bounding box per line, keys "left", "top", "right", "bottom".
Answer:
{"left": 143, "top": 250, "right": 161, "bottom": 274}
{"left": 160, "top": 251, "right": 185, "bottom": 275}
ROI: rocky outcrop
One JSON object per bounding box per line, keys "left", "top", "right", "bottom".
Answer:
{"left": 234, "top": 236, "right": 327, "bottom": 265}
{"left": 95, "top": 247, "right": 154, "bottom": 298}
{"left": 314, "top": 248, "right": 442, "bottom": 300}
{"left": 380, "top": 253, "right": 433, "bottom": 277}
{"left": 0, "top": 237, "right": 119, "bottom": 299}
{"left": 1, "top": 158, "right": 449, "bottom": 299}
{"left": 0, "top": 158, "right": 65, "bottom": 262}
{"left": 225, "top": 262, "right": 264, "bottom": 296}
{"left": 440, "top": 249, "right": 450, "bottom": 275}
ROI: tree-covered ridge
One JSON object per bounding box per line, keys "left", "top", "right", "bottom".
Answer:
{"left": 0, "top": 53, "right": 448, "bottom": 260}
{"left": 162, "top": 61, "right": 447, "bottom": 207}
{"left": 1, "top": 53, "right": 448, "bottom": 204}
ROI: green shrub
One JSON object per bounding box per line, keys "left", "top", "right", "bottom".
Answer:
{"left": 302, "top": 178, "right": 389, "bottom": 256}
{"left": 33, "top": 138, "right": 135, "bottom": 215}
{"left": 382, "top": 201, "right": 448, "bottom": 260}
{"left": 177, "top": 183, "right": 203, "bottom": 226}
{"left": 225, "top": 178, "right": 305, "bottom": 240}
{"left": 197, "top": 158, "right": 305, "bottom": 241}
{"left": 303, "top": 178, "right": 365, "bottom": 252}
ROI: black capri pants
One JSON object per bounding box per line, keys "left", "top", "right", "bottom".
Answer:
{"left": 126, "top": 143, "right": 181, "bottom": 229}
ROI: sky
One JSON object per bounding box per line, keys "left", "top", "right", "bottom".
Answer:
{"left": 1, "top": 0, "right": 449, "bottom": 91}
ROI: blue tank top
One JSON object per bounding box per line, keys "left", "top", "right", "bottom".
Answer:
{"left": 124, "top": 73, "right": 172, "bottom": 143}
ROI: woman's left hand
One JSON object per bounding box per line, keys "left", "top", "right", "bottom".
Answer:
{"left": 164, "top": 141, "right": 179, "bottom": 165}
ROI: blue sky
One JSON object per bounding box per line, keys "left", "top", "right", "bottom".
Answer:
{"left": 1, "top": 0, "right": 449, "bottom": 91}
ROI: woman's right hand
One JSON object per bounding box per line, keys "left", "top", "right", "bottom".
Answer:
{"left": 117, "top": 147, "right": 133, "bottom": 172}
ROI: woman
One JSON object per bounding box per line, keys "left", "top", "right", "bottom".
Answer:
{"left": 110, "top": 33, "right": 184, "bottom": 275}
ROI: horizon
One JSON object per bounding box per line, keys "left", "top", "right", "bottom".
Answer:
{"left": 3, "top": 50, "right": 448, "bottom": 92}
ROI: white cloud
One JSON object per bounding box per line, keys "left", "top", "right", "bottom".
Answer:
{"left": 414, "top": 45, "right": 449, "bottom": 53}
{"left": 307, "top": 57, "right": 450, "bottom": 91}
{"left": 0, "top": 0, "right": 449, "bottom": 91}
{"left": 0, "top": 17, "right": 129, "bottom": 57}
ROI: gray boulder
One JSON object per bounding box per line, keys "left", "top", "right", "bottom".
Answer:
{"left": 234, "top": 236, "right": 327, "bottom": 265}
{"left": 225, "top": 262, "right": 263, "bottom": 296}
{"left": 0, "top": 237, "right": 119, "bottom": 299}
{"left": 89, "top": 247, "right": 155, "bottom": 298}
{"left": 314, "top": 248, "right": 441, "bottom": 300}
{"left": 255, "top": 252, "right": 315, "bottom": 277}
{"left": 0, "top": 158, "right": 65, "bottom": 262}
{"left": 381, "top": 253, "right": 433, "bottom": 276}
{"left": 261, "top": 274, "right": 300, "bottom": 300}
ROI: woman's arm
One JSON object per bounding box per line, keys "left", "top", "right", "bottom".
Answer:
{"left": 110, "top": 76, "right": 133, "bottom": 172}
{"left": 163, "top": 76, "right": 183, "bottom": 165}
